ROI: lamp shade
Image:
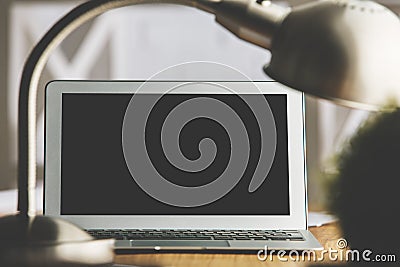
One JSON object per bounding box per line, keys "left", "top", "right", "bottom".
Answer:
{"left": 265, "top": 0, "right": 400, "bottom": 110}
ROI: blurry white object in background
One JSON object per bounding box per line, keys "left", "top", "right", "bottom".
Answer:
{"left": 0, "top": 182, "right": 43, "bottom": 215}
{"left": 318, "top": 100, "right": 370, "bottom": 170}
{"left": 308, "top": 212, "right": 338, "bottom": 227}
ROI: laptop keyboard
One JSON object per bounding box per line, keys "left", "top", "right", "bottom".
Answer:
{"left": 87, "top": 229, "right": 304, "bottom": 241}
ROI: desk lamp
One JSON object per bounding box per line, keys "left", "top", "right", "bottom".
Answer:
{"left": 1, "top": 0, "right": 400, "bottom": 266}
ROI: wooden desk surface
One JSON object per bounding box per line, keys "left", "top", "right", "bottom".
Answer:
{"left": 115, "top": 223, "right": 343, "bottom": 267}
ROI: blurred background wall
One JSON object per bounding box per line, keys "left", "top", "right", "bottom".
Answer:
{"left": 1, "top": 0, "right": 399, "bottom": 211}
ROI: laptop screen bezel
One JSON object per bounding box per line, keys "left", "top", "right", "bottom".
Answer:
{"left": 44, "top": 81, "right": 307, "bottom": 230}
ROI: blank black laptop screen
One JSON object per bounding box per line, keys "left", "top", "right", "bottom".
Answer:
{"left": 60, "top": 93, "right": 289, "bottom": 215}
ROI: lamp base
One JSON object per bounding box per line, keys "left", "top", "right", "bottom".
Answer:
{"left": 0, "top": 214, "right": 114, "bottom": 267}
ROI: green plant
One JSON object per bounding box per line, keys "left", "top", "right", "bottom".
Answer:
{"left": 330, "top": 107, "right": 400, "bottom": 264}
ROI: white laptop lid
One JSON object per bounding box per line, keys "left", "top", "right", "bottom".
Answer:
{"left": 44, "top": 81, "right": 307, "bottom": 230}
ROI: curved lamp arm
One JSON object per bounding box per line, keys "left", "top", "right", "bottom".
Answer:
{"left": 18, "top": 0, "right": 286, "bottom": 216}
{"left": 18, "top": 0, "right": 400, "bottom": 216}
{"left": 18, "top": 0, "right": 197, "bottom": 217}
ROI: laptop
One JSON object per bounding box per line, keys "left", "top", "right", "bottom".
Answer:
{"left": 44, "top": 80, "right": 322, "bottom": 251}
